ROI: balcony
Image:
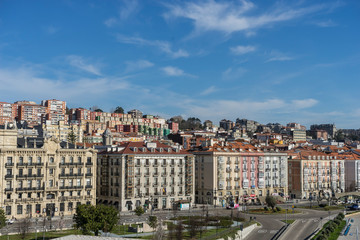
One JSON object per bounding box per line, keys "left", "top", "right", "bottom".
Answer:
{"left": 85, "top": 173, "right": 93, "bottom": 177}
{"left": 59, "top": 162, "right": 83, "bottom": 167}
{"left": 153, "top": 183, "right": 159, "bottom": 187}
{"left": 15, "top": 197, "right": 43, "bottom": 203}
{"left": 17, "top": 174, "right": 44, "bottom": 179}
{"left": 58, "top": 173, "right": 83, "bottom": 178}
{"left": 234, "top": 177, "right": 240, "bottom": 181}
{"left": 5, "top": 188, "right": 13, "bottom": 192}
{"left": 234, "top": 186, "right": 241, "bottom": 189}
{"left": 178, "top": 192, "right": 183, "bottom": 196}
{"left": 234, "top": 168, "right": 240, "bottom": 172}
{"left": 59, "top": 186, "right": 83, "bottom": 190}
{"left": 153, "top": 163, "right": 159, "bottom": 167}
{"left": 16, "top": 187, "right": 45, "bottom": 192}
{"left": 226, "top": 177, "right": 232, "bottom": 181}
{"left": 226, "top": 186, "right": 232, "bottom": 190}
{"left": 226, "top": 168, "right": 232, "bottom": 173}
{"left": 161, "top": 173, "right": 167, "bottom": 177}
{"left": 86, "top": 162, "right": 93, "bottom": 166}
{"left": 85, "top": 185, "right": 92, "bottom": 189}
{"left": 161, "top": 183, "right": 167, "bottom": 187}
{"left": 5, "top": 163, "right": 14, "bottom": 167}
{"left": 5, "top": 174, "right": 14, "bottom": 179}
{"left": 4, "top": 199, "right": 13, "bottom": 204}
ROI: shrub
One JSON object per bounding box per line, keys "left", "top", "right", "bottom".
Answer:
{"left": 334, "top": 219, "right": 341, "bottom": 225}
{"left": 317, "top": 234, "right": 327, "bottom": 240}
{"left": 276, "top": 206, "right": 282, "bottom": 212}
{"left": 338, "top": 212, "right": 345, "bottom": 219}
{"left": 319, "top": 203, "right": 326, "bottom": 208}
{"left": 264, "top": 206, "right": 269, "bottom": 211}
{"left": 327, "top": 225, "right": 335, "bottom": 232}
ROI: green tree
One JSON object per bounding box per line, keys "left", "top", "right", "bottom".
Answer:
{"left": 265, "top": 196, "right": 277, "bottom": 210}
{"left": 94, "top": 109, "right": 103, "bottom": 112}
{"left": 114, "top": 106, "right": 124, "bottom": 114}
{"left": 135, "top": 206, "right": 145, "bottom": 217}
{"left": 73, "top": 204, "right": 119, "bottom": 236}
{"left": 67, "top": 129, "right": 77, "bottom": 145}
{"left": 334, "top": 130, "right": 345, "bottom": 142}
{"left": 0, "top": 209, "right": 5, "bottom": 229}
{"left": 148, "top": 215, "right": 158, "bottom": 231}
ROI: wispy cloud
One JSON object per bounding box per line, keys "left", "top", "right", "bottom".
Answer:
{"left": 104, "top": 0, "right": 139, "bottom": 27}
{"left": 66, "top": 55, "right": 101, "bottom": 75}
{"left": 44, "top": 25, "right": 58, "bottom": 34}
{"left": 230, "top": 45, "right": 256, "bottom": 55}
{"left": 200, "top": 86, "right": 217, "bottom": 95}
{"left": 313, "top": 19, "right": 337, "bottom": 27}
{"left": 291, "top": 99, "right": 318, "bottom": 109}
{"left": 222, "top": 67, "right": 247, "bottom": 81}
{"left": 161, "top": 66, "right": 196, "bottom": 78}
{"left": 117, "top": 35, "right": 189, "bottom": 58}
{"left": 125, "top": 59, "right": 154, "bottom": 72}
{"left": 266, "top": 50, "right": 294, "bottom": 62}
{"left": 164, "top": 0, "right": 329, "bottom": 35}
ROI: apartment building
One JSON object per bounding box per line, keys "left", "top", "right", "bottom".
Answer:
{"left": 0, "top": 102, "right": 17, "bottom": 125}
{"left": 40, "top": 121, "right": 82, "bottom": 142}
{"left": 97, "top": 141, "right": 194, "bottom": 212}
{"left": 192, "top": 142, "right": 288, "bottom": 206}
{"left": 42, "top": 99, "right": 66, "bottom": 125}
{"left": 17, "top": 103, "right": 46, "bottom": 125}
{"left": 0, "top": 123, "right": 96, "bottom": 219}
{"left": 287, "top": 148, "right": 346, "bottom": 199}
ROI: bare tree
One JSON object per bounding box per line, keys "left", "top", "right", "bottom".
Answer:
{"left": 153, "top": 221, "right": 165, "bottom": 240}
{"left": 18, "top": 217, "right": 31, "bottom": 240}
{"left": 175, "top": 220, "right": 183, "bottom": 240}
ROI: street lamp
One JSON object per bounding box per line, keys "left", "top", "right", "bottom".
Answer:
{"left": 213, "top": 188, "right": 217, "bottom": 208}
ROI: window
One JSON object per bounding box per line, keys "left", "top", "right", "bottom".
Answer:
{"left": 78, "top": 157, "right": 82, "bottom": 163}
{"left": 28, "top": 168, "right": 32, "bottom": 176}
{"left": 60, "top": 179, "right": 64, "bottom": 187}
{"left": 87, "top": 190, "right": 91, "bottom": 196}
{"left": 27, "top": 193, "right": 31, "bottom": 198}
{"left": 60, "top": 203, "right": 65, "bottom": 212}
{"left": 37, "top": 192, "right": 40, "bottom": 198}
{"left": 69, "top": 179, "right": 73, "bottom": 187}
{"left": 6, "top": 181, "right": 11, "bottom": 190}
{"left": 28, "top": 157, "right": 32, "bottom": 165}
{"left": 78, "top": 190, "right": 81, "bottom": 196}
{"left": 49, "top": 168, "right": 54, "bottom": 175}
{"left": 36, "top": 204, "right": 41, "bottom": 214}
{"left": 77, "top": 179, "right": 81, "bottom": 187}
{"left": 7, "top": 157, "right": 12, "bottom": 164}
{"left": 17, "top": 205, "right": 23, "bottom": 214}
{"left": 6, "top": 193, "right": 11, "bottom": 199}
{"left": 18, "top": 193, "right": 22, "bottom": 199}
{"left": 28, "top": 180, "right": 32, "bottom": 188}
{"left": 37, "top": 157, "right": 41, "bottom": 163}
{"left": 69, "top": 191, "right": 73, "bottom": 196}
{"left": 70, "top": 168, "right": 73, "bottom": 175}
{"left": 36, "top": 180, "right": 41, "bottom": 189}
{"left": 61, "top": 168, "right": 65, "bottom": 175}
{"left": 61, "top": 157, "right": 65, "bottom": 164}
{"left": 49, "top": 157, "right": 54, "bottom": 163}
{"left": 87, "top": 157, "right": 91, "bottom": 164}
{"left": 49, "top": 180, "right": 53, "bottom": 187}
{"left": 6, "top": 206, "right": 11, "bottom": 215}
{"left": 86, "top": 178, "right": 91, "bottom": 186}
{"left": 68, "top": 202, "right": 73, "bottom": 211}
{"left": 78, "top": 168, "right": 82, "bottom": 174}
{"left": 87, "top": 168, "right": 91, "bottom": 174}
{"left": 19, "top": 156, "right": 23, "bottom": 164}
{"left": 70, "top": 157, "right": 73, "bottom": 164}
{"left": 26, "top": 205, "right": 32, "bottom": 214}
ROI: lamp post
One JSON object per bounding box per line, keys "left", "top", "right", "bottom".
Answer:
{"left": 213, "top": 188, "right": 217, "bottom": 208}
{"left": 35, "top": 218, "right": 38, "bottom": 240}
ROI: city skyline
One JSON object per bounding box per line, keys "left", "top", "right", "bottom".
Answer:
{"left": 1, "top": 0, "right": 360, "bottom": 128}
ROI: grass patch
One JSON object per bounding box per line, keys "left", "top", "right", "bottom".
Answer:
{"left": 110, "top": 224, "right": 138, "bottom": 235}
{"left": 327, "top": 220, "right": 346, "bottom": 240}
{"left": 249, "top": 208, "right": 300, "bottom": 214}
{"left": 281, "top": 219, "right": 295, "bottom": 224}
{"left": 298, "top": 205, "right": 346, "bottom": 211}
{"left": 0, "top": 229, "right": 83, "bottom": 240}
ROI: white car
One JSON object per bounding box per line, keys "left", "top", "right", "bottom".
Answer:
{"left": 6, "top": 219, "right": 14, "bottom": 224}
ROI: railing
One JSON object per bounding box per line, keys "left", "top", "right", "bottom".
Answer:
{"left": 5, "top": 188, "right": 13, "bottom": 192}
{"left": 86, "top": 162, "right": 93, "bottom": 166}
{"left": 59, "top": 186, "right": 83, "bottom": 190}
{"left": 16, "top": 187, "right": 45, "bottom": 192}
{"left": 5, "top": 163, "right": 14, "bottom": 167}
{"left": 5, "top": 174, "right": 14, "bottom": 179}
{"left": 59, "top": 162, "right": 83, "bottom": 166}
{"left": 58, "top": 173, "right": 83, "bottom": 178}
{"left": 17, "top": 174, "right": 44, "bottom": 179}
{"left": 17, "top": 162, "right": 44, "bottom": 167}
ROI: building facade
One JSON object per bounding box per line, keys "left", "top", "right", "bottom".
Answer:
{"left": 97, "top": 141, "right": 195, "bottom": 212}
{"left": 287, "top": 148, "right": 346, "bottom": 199}
{"left": 42, "top": 99, "right": 67, "bottom": 125}
{"left": 0, "top": 123, "right": 97, "bottom": 219}
{"left": 193, "top": 142, "right": 288, "bottom": 206}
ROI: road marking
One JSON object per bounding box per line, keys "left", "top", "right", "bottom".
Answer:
{"left": 313, "top": 220, "right": 318, "bottom": 222}
{"left": 302, "top": 220, "right": 306, "bottom": 223}
{"left": 270, "top": 230, "right": 278, "bottom": 234}
{"left": 258, "top": 230, "right": 267, "bottom": 233}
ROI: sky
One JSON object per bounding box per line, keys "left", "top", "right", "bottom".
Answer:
{"left": 0, "top": 0, "right": 360, "bottom": 128}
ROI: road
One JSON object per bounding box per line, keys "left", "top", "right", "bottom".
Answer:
{"left": 0, "top": 201, "right": 343, "bottom": 240}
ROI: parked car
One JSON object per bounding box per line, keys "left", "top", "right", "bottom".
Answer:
{"left": 349, "top": 204, "right": 360, "bottom": 210}
{"left": 5, "top": 219, "right": 14, "bottom": 224}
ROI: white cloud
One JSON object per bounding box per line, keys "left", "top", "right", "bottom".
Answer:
{"left": 291, "top": 99, "right": 318, "bottom": 109}
{"left": 117, "top": 35, "right": 189, "bottom": 58}
{"left": 314, "top": 19, "right": 337, "bottom": 27}
{"left": 222, "top": 67, "right": 247, "bottom": 81}
{"left": 265, "top": 50, "right": 294, "bottom": 62}
{"left": 104, "top": 0, "right": 139, "bottom": 27}
{"left": 104, "top": 18, "right": 117, "bottom": 27}
{"left": 0, "top": 66, "right": 130, "bottom": 103}
{"left": 230, "top": 45, "right": 256, "bottom": 55}
{"left": 66, "top": 55, "right": 101, "bottom": 75}
{"left": 125, "top": 60, "right": 154, "bottom": 72}
{"left": 164, "top": 0, "right": 327, "bottom": 35}
{"left": 44, "top": 25, "right": 58, "bottom": 34}
{"left": 200, "top": 86, "right": 217, "bottom": 95}
{"left": 162, "top": 66, "right": 185, "bottom": 76}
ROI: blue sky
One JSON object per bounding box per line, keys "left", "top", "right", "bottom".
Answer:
{"left": 0, "top": 0, "right": 360, "bottom": 128}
